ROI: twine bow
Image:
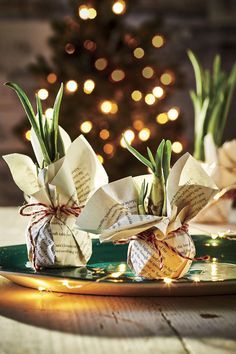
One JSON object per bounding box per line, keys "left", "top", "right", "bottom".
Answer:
{"left": 19, "top": 202, "right": 84, "bottom": 270}
{"left": 115, "top": 224, "right": 209, "bottom": 271}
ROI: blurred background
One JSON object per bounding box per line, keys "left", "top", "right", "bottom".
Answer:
{"left": 0, "top": 0, "right": 236, "bottom": 206}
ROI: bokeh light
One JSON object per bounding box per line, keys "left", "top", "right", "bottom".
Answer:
{"left": 80, "top": 121, "right": 93, "bottom": 133}
{"left": 167, "top": 107, "right": 179, "bottom": 121}
{"left": 152, "top": 86, "right": 164, "bottom": 98}
{"left": 95, "top": 58, "right": 108, "bottom": 71}
{"left": 133, "top": 47, "right": 144, "bottom": 59}
{"left": 47, "top": 73, "right": 57, "bottom": 84}
{"left": 156, "top": 113, "right": 168, "bottom": 124}
{"left": 112, "top": 1, "right": 126, "bottom": 15}
{"left": 88, "top": 8, "right": 97, "bottom": 19}
{"left": 133, "top": 119, "right": 144, "bottom": 130}
{"left": 65, "top": 43, "right": 75, "bottom": 54}
{"left": 123, "top": 129, "right": 135, "bottom": 144}
{"left": 142, "top": 66, "right": 154, "bottom": 79}
{"left": 38, "top": 88, "right": 48, "bottom": 100}
{"left": 131, "top": 90, "right": 142, "bottom": 102}
{"left": 145, "top": 93, "right": 155, "bottom": 105}
{"left": 152, "top": 35, "right": 165, "bottom": 48}
{"left": 172, "top": 141, "right": 183, "bottom": 153}
{"left": 83, "top": 79, "right": 95, "bottom": 94}
{"left": 99, "top": 129, "right": 110, "bottom": 140}
{"left": 100, "top": 100, "right": 113, "bottom": 114}
{"left": 138, "top": 128, "right": 151, "bottom": 141}
{"left": 160, "top": 72, "right": 174, "bottom": 85}
{"left": 78, "top": 5, "right": 90, "bottom": 20}
{"left": 111, "top": 69, "right": 125, "bottom": 82}
{"left": 66, "top": 80, "right": 78, "bottom": 93}
{"left": 103, "top": 143, "right": 114, "bottom": 154}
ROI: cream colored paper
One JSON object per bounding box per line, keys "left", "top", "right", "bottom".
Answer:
{"left": 77, "top": 153, "right": 218, "bottom": 279}
{"left": 193, "top": 135, "right": 236, "bottom": 224}
{"left": 3, "top": 135, "right": 108, "bottom": 269}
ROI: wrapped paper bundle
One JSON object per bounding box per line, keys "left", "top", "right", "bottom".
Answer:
{"left": 77, "top": 140, "right": 218, "bottom": 279}
{"left": 193, "top": 134, "right": 236, "bottom": 224}
{"left": 3, "top": 83, "right": 108, "bottom": 270}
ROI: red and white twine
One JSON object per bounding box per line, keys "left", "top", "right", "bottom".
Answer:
{"left": 19, "top": 203, "right": 84, "bottom": 270}
{"left": 115, "top": 224, "right": 209, "bottom": 270}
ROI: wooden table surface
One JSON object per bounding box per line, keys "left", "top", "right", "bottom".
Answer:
{"left": 0, "top": 207, "right": 236, "bottom": 354}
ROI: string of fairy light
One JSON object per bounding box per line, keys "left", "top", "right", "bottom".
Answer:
{"left": 25, "top": 0, "right": 183, "bottom": 163}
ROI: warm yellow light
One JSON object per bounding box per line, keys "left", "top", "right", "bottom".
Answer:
{"left": 167, "top": 107, "right": 179, "bottom": 121}
{"left": 47, "top": 73, "right": 57, "bottom": 84}
{"left": 145, "top": 93, "right": 156, "bottom": 105}
{"left": 212, "top": 257, "right": 218, "bottom": 263}
{"left": 110, "top": 271, "right": 122, "bottom": 278}
{"left": 66, "top": 80, "right": 78, "bottom": 93}
{"left": 133, "top": 119, "right": 144, "bottom": 130}
{"left": 83, "top": 79, "right": 95, "bottom": 94}
{"left": 152, "top": 86, "right": 164, "bottom": 98}
{"left": 97, "top": 154, "right": 104, "bottom": 164}
{"left": 172, "top": 141, "right": 183, "bottom": 154}
{"left": 88, "top": 8, "right": 97, "bottom": 19}
{"left": 78, "top": 5, "right": 90, "bottom": 20}
{"left": 156, "top": 113, "right": 168, "bottom": 125}
{"left": 160, "top": 72, "right": 174, "bottom": 85}
{"left": 95, "top": 58, "right": 108, "bottom": 71}
{"left": 133, "top": 47, "right": 144, "bottom": 59}
{"left": 139, "top": 128, "right": 150, "bottom": 141}
{"left": 38, "top": 88, "right": 48, "bottom": 100}
{"left": 152, "top": 35, "right": 165, "bottom": 48}
{"left": 111, "top": 69, "right": 125, "bottom": 82}
{"left": 45, "top": 108, "right": 53, "bottom": 119}
{"left": 117, "top": 263, "right": 126, "bottom": 272}
{"left": 100, "top": 100, "right": 113, "bottom": 114}
{"left": 131, "top": 90, "right": 142, "bottom": 102}
{"left": 103, "top": 143, "right": 114, "bottom": 155}
{"left": 111, "top": 102, "right": 118, "bottom": 114}
{"left": 38, "top": 286, "right": 46, "bottom": 291}
{"left": 163, "top": 277, "right": 172, "bottom": 284}
{"left": 99, "top": 129, "right": 110, "bottom": 140}
{"left": 25, "top": 130, "right": 31, "bottom": 141}
{"left": 80, "top": 121, "right": 93, "bottom": 133}
{"left": 112, "top": 1, "right": 126, "bottom": 15}
{"left": 124, "top": 129, "right": 135, "bottom": 144}
{"left": 142, "top": 66, "right": 154, "bottom": 79}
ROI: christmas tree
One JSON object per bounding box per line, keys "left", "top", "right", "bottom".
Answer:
{"left": 19, "top": 0, "right": 184, "bottom": 180}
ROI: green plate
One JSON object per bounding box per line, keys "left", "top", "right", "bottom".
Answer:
{"left": 1, "top": 236, "right": 236, "bottom": 296}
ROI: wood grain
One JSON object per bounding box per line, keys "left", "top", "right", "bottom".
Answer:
{"left": 0, "top": 207, "right": 236, "bottom": 354}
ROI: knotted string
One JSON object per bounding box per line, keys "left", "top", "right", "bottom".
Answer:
{"left": 115, "top": 224, "right": 209, "bottom": 271}
{"left": 19, "top": 203, "right": 84, "bottom": 271}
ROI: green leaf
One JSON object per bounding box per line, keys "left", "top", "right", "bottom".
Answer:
{"left": 213, "top": 54, "right": 221, "bottom": 89}
{"left": 52, "top": 83, "right": 64, "bottom": 159}
{"left": 147, "top": 147, "right": 156, "bottom": 171}
{"left": 188, "top": 50, "right": 203, "bottom": 101}
{"left": 138, "top": 179, "right": 148, "bottom": 215}
{"left": 155, "top": 139, "right": 165, "bottom": 178}
{"left": 5, "top": 82, "right": 51, "bottom": 165}
{"left": 35, "top": 94, "right": 44, "bottom": 143}
{"left": 162, "top": 140, "right": 172, "bottom": 183}
{"left": 123, "top": 136, "right": 153, "bottom": 170}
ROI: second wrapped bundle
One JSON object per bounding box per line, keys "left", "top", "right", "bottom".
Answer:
{"left": 77, "top": 141, "right": 218, "bottom": 279}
